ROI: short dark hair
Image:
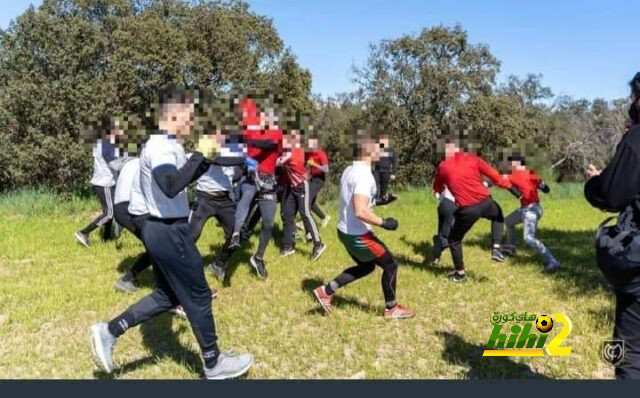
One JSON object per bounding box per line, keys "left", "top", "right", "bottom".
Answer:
{"left": 158, "top": 86, "right": 196, "bottom": 105}
{"left": 630, "top": 72, "right": 640, "bottom": 97}
{"left": 507, "top": 154, "right": 526, "bottom": 165}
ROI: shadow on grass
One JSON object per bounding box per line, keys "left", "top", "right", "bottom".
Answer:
{"left": 94, "top": 313, "right": 201, "bottom": 379}
{"left": 301, "top": 277, "right": 379, "bottom": 315}
{"left": 115, "top": 254, "right": 155, "bottom": 290}
{"left": 436, "top": 331, "right": 550, "bottom": 379}
{"left": 464, "top": 228, "right": 610, "bottom": 297}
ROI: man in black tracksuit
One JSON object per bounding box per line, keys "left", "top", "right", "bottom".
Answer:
{"left": 373, "top": 135, "right": 398, "bottom": 206}
{"left": 585, "top": 72, "right": 640, "bottom": 379}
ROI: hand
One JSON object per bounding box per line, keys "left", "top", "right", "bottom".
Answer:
{"left": 307, "top": 158, "right": 317, "bottom": 167}
{"left": 586, "top": 164, "right": 601, "bottom": 178}
{"left": 381, "top": 217, "right": 399, "bottom": 231}
{"left": 508, "top": 186, "right": 522, "bottom": 200}
{"left": 196, "top": 134, "right": 219, "bottom": 159}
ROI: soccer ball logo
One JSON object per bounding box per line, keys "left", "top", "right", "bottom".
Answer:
{"left": 536, "top": 315, "right": 553, "bottom": 333}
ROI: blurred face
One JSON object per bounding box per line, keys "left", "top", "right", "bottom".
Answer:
{"left": 510, "top": 160, "right": 525, "bottom": 171}
{"left": 358, "top": 137, "right": 383, "bottom": 162}
{"left": 163, "top": 102, "right": 195, "bottom": 138}
{"left": 380, "top": 136, "right": 390, "bottom": 149}
{"left": 308, "top": 138, "right": 319, "bottom": 150}
{"left": 444, "top": 142, "right": 460, "bottom": 158}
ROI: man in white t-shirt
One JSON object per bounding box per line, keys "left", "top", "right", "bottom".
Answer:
{"left": 313, "top": 133, "right": 415, "bottom": 319}
{"left": 88, "top": 88, "right": 253, "bottom": 380}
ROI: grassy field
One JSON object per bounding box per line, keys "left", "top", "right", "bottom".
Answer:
{"left": 0, "top": 187, "right": 618, "bottom": 379}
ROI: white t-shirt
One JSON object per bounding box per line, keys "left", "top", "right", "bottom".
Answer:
{"left": 128, "top": 166, "right": 148, "bottom": 216}
{"left": 337, "top": 161, "right": 377, "bottom": 235}
{"left": 114, "top": 158, "right": 139, "bottom": 204}
{"left": 139, "top": 134, "right": 189, "bottom": 219}
{"left": 90, "top": 138, "right": 119, "bottom": 187}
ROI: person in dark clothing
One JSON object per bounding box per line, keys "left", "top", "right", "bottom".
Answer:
{"left": 305, "top": 138, "right": 331, "bottom": 227}
{"left": 585, "top": 72, "right": 640, "bottom": 379}
{"left": 373, "top": 135, "right": 398, "bottom": 206}
{"left": 432, "top": 187, "right": 457, "bottom": 265}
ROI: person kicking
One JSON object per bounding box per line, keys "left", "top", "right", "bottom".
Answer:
{"left": 313, "top": 132, "right": 415, "bottom": 319}
{"left": 502, "top": 155, "right": 560, "bottom": 271}
{"left": 76, "top": 119, "right": 126, "bottom": 247}
{"left": 278, "top": 131, "right": 326, "bottom": 260}
{"left": 432, "top": 139, "right": 521, "bottom": 283}
{"left": 89, "top": 88, "right": 253, "bottom": 379}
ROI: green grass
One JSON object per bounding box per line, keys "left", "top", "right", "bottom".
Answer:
{"left": 0, "top": 188, "right": 618, "bottom": 379}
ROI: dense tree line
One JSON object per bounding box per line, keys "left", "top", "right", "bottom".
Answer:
{"left": 0, "top": 2, "right": 628, "bottom": 192}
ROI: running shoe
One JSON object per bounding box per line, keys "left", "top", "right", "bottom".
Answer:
{"left": 203, "top": 351, "right": 254, "bottom": 380}
{"left": 114, "top": 272, "right": 139, "bottom": 294}
{"left": 313, "top": 286, "right": 333, "bottom": 314}
{"left": 280, "top": 247, "right": 296, "bottom": 257}
{"left": 209, "top": 261, "right": 226, "bottom": 282}
{"left": 448, "top": 272, "right": 467, "bottom": 283}
{"left": 501, "top": 245, "right": 516, "bottom": 256}
{"left": 250, "top": 255, "right": 268, "bottom": 279}
{"left": 75, "top": 231, "right": 90, "bottom": 248}
{"left": 491, "top": 248, "right": 506, "bottom": 262}
{"left": 383, "top": 304, "right": 415, "bottom": 319}
{"left": 311, "top": 242, "right": 326, "bottom": 261}
{"left": 89, "top": 322, "right": 117, "bottom": 373}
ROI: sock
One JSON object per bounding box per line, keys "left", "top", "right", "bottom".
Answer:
{"left": 385, "top": 300, "right": 397, "bottom": 310}
{"left": 324, "top": 280, "right": 339, "bottom": 295}
{"left": 108, "top": 311, "right": 134, "bottom": 338}
{"left": 203, "top": 347, "right": 220, "bottom": 369}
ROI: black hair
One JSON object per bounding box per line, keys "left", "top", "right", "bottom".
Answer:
{"left": 507, "top": 154, "right": 526, "bottom": 165}
{"left": 158, "top": 86, "right": 196, "bottom": 105}
{"left": 630, "top": 72, "right": 640, "bottom": 98}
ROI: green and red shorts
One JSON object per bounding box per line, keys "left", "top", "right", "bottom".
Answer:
{"left": 337, "top": 229, "right": 389, "bottom": 263}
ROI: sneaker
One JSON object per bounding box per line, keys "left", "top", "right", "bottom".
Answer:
{"left": 240, "top": 231, "right": 251, "bottom": 243}
{"left": 296, "top": 221, "right": 305, "bottom": 230}
{"left": 89, "top": 323, "right": 117, "bottom": 373}
{"left": 311, "top": 242, "right": 326, "bottom": 261}
{"left": 321, "top": 215, "right": 331, "bottom": 228}
{"left": 431, "top": 256, "right": 440, "bottom": 266}
{"left": 305, "top": 232, "right": 313, "bottom": 242}
{"left": 545, "top": 260, "right": 561, "bottom": 272}
{"left": 491, "top": 248, "right": 505, "bottom": 262}
{"left": 249, "top": 255, "right": 268, "bottom": 279}
{"left": 280, "top": 247, "right": 296, "bottom": 257}
{"left": 171, "top": 290, "right": 219, "bottom": 318}
{"left": 114, "top": 273, "right": 139, "bottom": 294}
{"left": 203, "top": 351, "right": 254, "bottom": 380}
{"left": 384, "top": 304, "right": 415, "bottom": 319}
{"left": 229, "top": 233, "right": 241, "bottom": 249}
{"left": 313, "top": 286, "right": 333, "bottom": 313}
{"left": 501, "top": 245, "right": 516, "bottom": 256}
{"left": 113, "top": 222, "right": 123, "bottom": 239}
{"left": 75, "top": 231, "right": 90, "bottom": 248}
{"left": 209, "top": 261, "right": 227, "bottom": 282}
{"left": 448, "top": 272, "right": 467, "bottom": 283}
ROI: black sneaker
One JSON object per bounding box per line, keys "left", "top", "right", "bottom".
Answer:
{"left": 114, "top": 273, "right": 139, "bottom": 293}
{"left": 491, "top": 248, "right": 505, "bottom": 262}
{"left": 240, "top": 231, "right": 251, "bottom": 243}
{"left": 448, "top": 272, "right": 467, "bottom": 283}
{"left": 501, "top": 245, "right": 516, "bottom": 256}
{"left": 311, "top": 242, "right": 326, "bottom": 261}
{"left": 75, "top": 231, "right": 90, "bottom": 248}
{"left": 280, "top": 247, "right": 296, "bottom": 257}
{"left": 209, "top": 261, "right": 227, "bottom": 282}
{"left": 250, "top": 255, "right": 268, "bottom": 279}
{"left": 229, "top": 233, "right": 241, "bottom": 249}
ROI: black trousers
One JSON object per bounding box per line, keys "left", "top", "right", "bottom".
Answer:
{"left": 281, "top": 181, "right": 321, "bottom": 249}
{"left": 189, "top": 191, "right": 237, "bottom": 266}
{"left": 110, "top": 219, "right": 219, "bottom": 360}
{"left": 596, "top": 248, "right": 640, "bottom": 379}
{"left": 449, "top": 197, "right": 504, "bottom": 271}
{"left": 433, "top": 197, "right": 458, "bottom": 260}
{"left": 113, "top": 202, "right": 151, "bottom": 278}
{"left": 374, "top": 171, "right": 392, "bottom": 200}
{"left": 81, "top": 185, "right": 115, "bottom": 240}
{"left": 308, "top": 177, "right": 327, "bottom": 220}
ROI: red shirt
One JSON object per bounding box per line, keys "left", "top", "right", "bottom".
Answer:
{"left": 433, "top": 152, "right": 512, "bottom": 207}
{"left": 508, "top": 169, "right": 542, "bottom": 206}
{"left": 244, "top": 129, "right": 283, "bottom": 175}
{"left": 305, "top": 149, "right": 329, "bottom": 178}
{"left": 282, "top": 148, "right": 308, "bottom": 187}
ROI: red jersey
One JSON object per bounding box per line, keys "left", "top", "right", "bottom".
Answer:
{"left": 305, "top": 149, "right": 329, "bottom": 178}
{"left": 433, "top": 152, "right": 511, "bottom": 207}
{"left": 244, "top": 129, "right": 283, "bottom": 175}
{"left": 508, "top": 169, "right": 542, "bottom": 206}
{"left": 281, "top": 148, "right": 308, "bottom": 187}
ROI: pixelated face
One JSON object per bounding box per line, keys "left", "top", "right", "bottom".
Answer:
{"left": 444, "top": 142, "right": 460, "bottom": 158}
{"left": 380, "top": 136, "right": 390, "bottom": 148}
{"left": 358, "top": 137, "right": 383, "bottom": 161}
{"left": 308, "top": 138, "right": 319, "bottom": 150}
{"left": 166, "top": 102, "right": 195, "bottom": 137}
{"left": 510, "top": 159, "right": 525, "bottom": 170}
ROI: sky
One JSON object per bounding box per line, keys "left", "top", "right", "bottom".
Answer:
{"left": 2, "top": 0, "right": 638, "bottom": 101}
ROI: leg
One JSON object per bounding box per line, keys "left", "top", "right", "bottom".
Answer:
{"left": 188, "top": 194, "right": 216, "bottom": 243}
{"left": 80, "top": 186, "right": 114, "bottom": 236}
{"left": 434, "top": 198, "right": 457, "bottom": 260}
{"left": 213, "top": 197, "right": 238, "bottom": 265}
{"left": 379, "top": 172, "right": 391, "bottom": 200}
{"left": 233, "top": 180, "right": 258, "bottom": 234}
{"left": 481, "top": 198, "right": 505, "bottom": 247}
{"left": 522, "top": 205, "right": 557, "bottom": 265}
{"left": 505, "top": 208, "right": 524, "bottom": 247}
{"left": 281, "top": 186, "right": 297, "bottom": 250}
{"left": 102, "top": 186, "right": 116, "bottom": 240}
{"left": 448, "top": 206, "right": 481, "bottom": 273}
{"left": 294, "top": 181, "right": 321, "bottom": 244}
{"left": 242, "top": 198, "right": 261, "bottom": 237}
{"left": 255, "top": 198, "right": 277, "bottom": 259}
{"left": 614, "top": 291, "right": 640, "bottom": 379}
{"left": 373, "top": 170, "right": 381, "bottom": 200}
{"left": 113, "top": 202, "right": 137, "bottom": 236}
{"left": 309, "top": 178, "right": 326, "bottom": 220}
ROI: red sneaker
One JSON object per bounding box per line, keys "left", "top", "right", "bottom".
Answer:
{"left": 171, "top": 289, "right": 218, "bottom": 318}
{"left": 383, "top": 304, "right": 415, "bottom": 319}
{"left": 313, "top": 286, "right": 333, "bottom": 314}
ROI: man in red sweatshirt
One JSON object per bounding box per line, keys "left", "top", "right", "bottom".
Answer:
{"left": 278, "top": 131, "right": 326, "bottom": 261}
{"left": 432, "top": 139, "right": 521, "bottom": 282}
{"left": 503, "top": 155, "right": 560, "bottom": 271}
{"left": 305, "top": 138, "right": 330, "bottom": 227}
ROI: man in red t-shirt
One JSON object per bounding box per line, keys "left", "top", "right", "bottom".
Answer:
{"left": 278, "top": 131, "right": 326, "bottom": 261}
{"left": 503, "top": 155, "right": 560, "bottom": 271}
{"left": 305, "top": 138, "right": 330, "bottom": 227}
{"left": 432, "top": 140, "right": 521, "bottom": 282}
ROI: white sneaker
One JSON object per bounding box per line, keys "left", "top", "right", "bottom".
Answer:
{"left": 89, "top": 323, "right": 117, "bottom": 373}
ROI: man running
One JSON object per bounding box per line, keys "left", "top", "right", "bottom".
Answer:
{"left": 89, "top": 88, "right": 253, "bottom": 379}
{"left": 433, "top": 139, "right": 521, "bottom": 282}
{"left": 502, "top": 155, "right": 560, "bottom": 271}
{"left": 76, "top": 119, "right": 126, "bottom": 247}
{"left": 278, "top": 131, "right": 326, "bottom": 260}
{"left": 313, "top": 133, "right": 415, "bottom": 319}
{"left": 305, "top": 137, "right": 330, "bottom": 227}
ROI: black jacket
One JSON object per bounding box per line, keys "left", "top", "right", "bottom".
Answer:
{"left": 374, "top": 149, "right": 397, "bottom": 173}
